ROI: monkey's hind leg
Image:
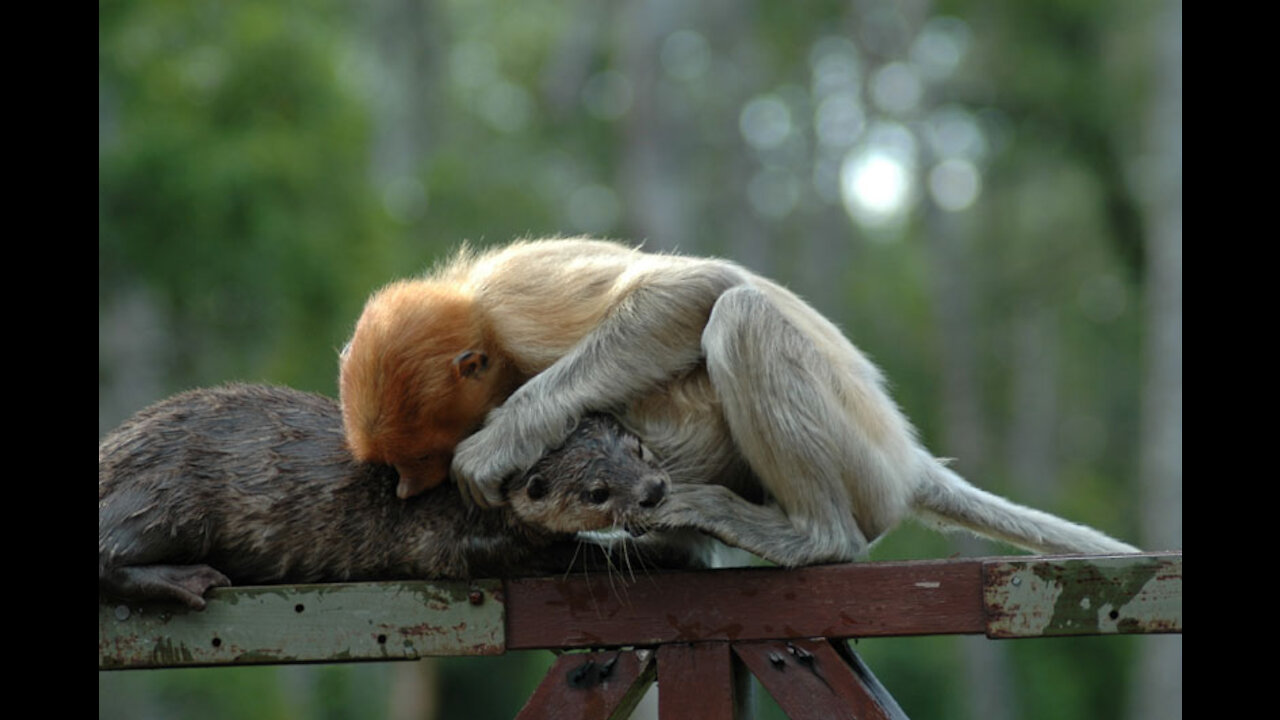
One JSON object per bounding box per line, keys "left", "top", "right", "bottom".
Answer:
{"left": 655, "top": 483, "right": 859, "bottom": 567}
{"left": 100, "top": 564, "right": 231, "bottom": 611}
{"left": 698, "top": 286, "right": 872, "bottom": 566}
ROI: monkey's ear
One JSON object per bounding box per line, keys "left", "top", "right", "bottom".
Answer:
{"left": 451, "top": 350, "right": 490, "bottom": 380}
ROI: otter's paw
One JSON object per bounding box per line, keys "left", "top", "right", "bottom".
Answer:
{"left": 105, "top": 564, "right": 232, "bottom": 611}
{"left": 168, "top": 565, "right": 233, "bottom": 609}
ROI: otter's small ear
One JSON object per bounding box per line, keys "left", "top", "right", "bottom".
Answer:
{"left": 451, "top": 350, "right": 490, "bottom": 380}
{"left": 524, "top": 473, "right": 548, "bottom": 501}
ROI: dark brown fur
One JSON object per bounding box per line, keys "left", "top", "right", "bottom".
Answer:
{"left": 99, "top": 384, "right": 695, "bottom": 610}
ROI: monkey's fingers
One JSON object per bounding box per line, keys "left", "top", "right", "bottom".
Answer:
{"left": 453, "top": 470, "right": 505, "bottom": 509}
{"left": 455, "top": 476, "right": 486, "bottom": 508}
{"left": 452, "top": 432, "right": 522, "bottom": 508}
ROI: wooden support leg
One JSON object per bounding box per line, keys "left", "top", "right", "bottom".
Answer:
{"left": 516, "top": 649, "right": 656, "bottom": 720}
{"left": 656, "top": 642, "right": 750, "bottom": 720}
{"left": 733, "top": 639, "right": 910, "bottom": 720}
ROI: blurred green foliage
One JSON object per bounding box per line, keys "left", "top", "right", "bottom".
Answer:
{"left": 99, "top": 0, "right": 395, "bottom": 393}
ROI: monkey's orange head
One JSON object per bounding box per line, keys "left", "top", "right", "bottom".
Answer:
{"left": 340, "top": 279, "right": 509, "bottom": 499}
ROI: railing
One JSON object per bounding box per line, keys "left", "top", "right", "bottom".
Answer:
{"left": 100, "top": 551, "right": 1182, "bottom": 719}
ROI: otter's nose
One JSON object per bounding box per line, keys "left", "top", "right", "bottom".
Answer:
{"left": 638, "top": 477, "right": 667, "bottom": 508}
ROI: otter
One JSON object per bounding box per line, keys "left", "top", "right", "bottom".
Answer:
{"left": 99, "top": 384, "right": 696, "bottom": 610}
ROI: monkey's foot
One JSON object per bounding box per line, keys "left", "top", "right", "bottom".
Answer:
{"left": 101, "top": 564, "right": 232, "bottom": 611}
{"left": 654, "top": 484, "right": 864, "bottom": 567}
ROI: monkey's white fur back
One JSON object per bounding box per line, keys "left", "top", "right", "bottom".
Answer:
{"left": 446, "top": 238, "right": 1139, "bottom": 565}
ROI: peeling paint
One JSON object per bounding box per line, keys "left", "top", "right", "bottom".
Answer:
{"left": 100, "top": 579, "right": 505, "bottom": 670}
{"left": 983, "top": 556, "right": 1182, "bottom": 639}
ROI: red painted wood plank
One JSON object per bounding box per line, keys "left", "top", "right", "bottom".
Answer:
{"left": 656, "top": 643, "right": 747, "bottom": 720}
{"left": 735, "top": 639, "right": 908, "bottom": 720}
{"left": 506, "top": 558, "right": 986, "bottom": 650}
{"left": 515, "top": 649, "right": 655, "bottom": 720}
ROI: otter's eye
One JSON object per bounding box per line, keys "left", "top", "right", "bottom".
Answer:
{"left": 583, "top": 486, "right": 610, "bottom": 505}
{"left": 525, "top": 474, "right": 548, "bottom": 501}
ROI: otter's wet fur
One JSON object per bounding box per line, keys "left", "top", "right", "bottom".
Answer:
{"left": 99, "top": 384, "right": 693, "bottom": 609}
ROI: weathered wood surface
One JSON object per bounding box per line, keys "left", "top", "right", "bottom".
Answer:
{"left": 655, "top": 642, "right": 747, "bottom": 720}
{"left": 983, "top": 554, "right": 1182, "bottom": 638}
{"left": 734, "top": 639, "right": 908, "bottom": 720}
{"left": 99, "top": 552, "right": 1181, "bottom": 671}
{"left": 515, "top": 649, "right": 655, "bottom": 720}
{"left": 505, "top": 557, "right": 988, "bottom": 650}
{"left": 99, "top": 579, "right": 504, "bottom": 670}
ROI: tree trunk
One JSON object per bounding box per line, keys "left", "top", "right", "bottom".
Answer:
{"left": 1130, "top": 2, "right": 1182, "bottom": 719}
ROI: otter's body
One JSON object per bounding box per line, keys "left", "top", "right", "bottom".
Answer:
{"left": 99, "top": 384, "right": 692, "bottom": 609}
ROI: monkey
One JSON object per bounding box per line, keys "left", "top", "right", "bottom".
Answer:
{"left": 99, "top": 384, "right": 701, "bottom": 610}
{"left": 339, "top": 238, "right": 1140, "bottom": 567}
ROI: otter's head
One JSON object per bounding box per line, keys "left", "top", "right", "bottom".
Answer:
{"left": 506, "top": 414, "right": 667, "bottom": 535}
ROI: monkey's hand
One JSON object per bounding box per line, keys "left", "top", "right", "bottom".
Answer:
{"left": 453, "top": 431, "right": 520, "bottom": 508}
{"left": 452, "top": 402, "right": 564, "bottom": 508}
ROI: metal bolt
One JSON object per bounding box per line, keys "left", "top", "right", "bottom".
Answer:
{"left": 114, "top": 605, "right": 130, "bottom": 621}
{"left": 1011, "top": 576, "right": 1022, "bottom": 587}
{"left": 568, "top": 661, "right": 598, "bottom": 688}
{"left": 600, "top": 654, "right": 619, "bottom": 679}
{"left": 769, "top": 652, "right": 786, "bottom": 669}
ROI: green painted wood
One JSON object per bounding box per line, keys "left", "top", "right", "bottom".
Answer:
{"left": 99, "top": 579, "right": 504, "bottom": 670}
{"left": 982, "top": 554, "right": 1182, "bottom": 638}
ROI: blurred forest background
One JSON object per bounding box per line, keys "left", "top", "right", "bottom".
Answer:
{"left": 99, "top": 0, "right": 1181, "bottom": 718}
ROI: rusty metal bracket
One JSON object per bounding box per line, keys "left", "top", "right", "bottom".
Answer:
{"left": 99, "top": 579, "right": 505, "bottom": 670}
{"left": 982, "top": 555, "right": 1182, "bottom": 638}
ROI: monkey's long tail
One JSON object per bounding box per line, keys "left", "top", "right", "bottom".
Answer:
{"left": 911, "top": 461, "right": 1140, "bottom": 555}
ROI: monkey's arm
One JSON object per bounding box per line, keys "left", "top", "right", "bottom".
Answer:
{"left": 453, "top": 262, "right": 745, "bottom": 507}
{"left": 653, "top": 484, "right": 866, "bottom": 567}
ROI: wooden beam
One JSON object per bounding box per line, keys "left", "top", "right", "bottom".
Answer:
{"left": 515, "top": 649, "right": 655, "bottom": 720}
{"left": 99, "top": 579, "right": 504, "bottom": 670}
{"left": 983, "top": 554, "right": 1182, "bottom": 638}
{"left": 655, "top": 643, "right": 748, "bottom": 720}
{"left": 99, "top": 552, "right": 1182, "bottom": 670}
{"left": 506, "top": 556, "right": 987, "bottom": 650}
{"left": 505, "top": 553, "right": 1180, "bottom": 650}
{"left": 735, "top": 639, "right": 909, "bottom": 720}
